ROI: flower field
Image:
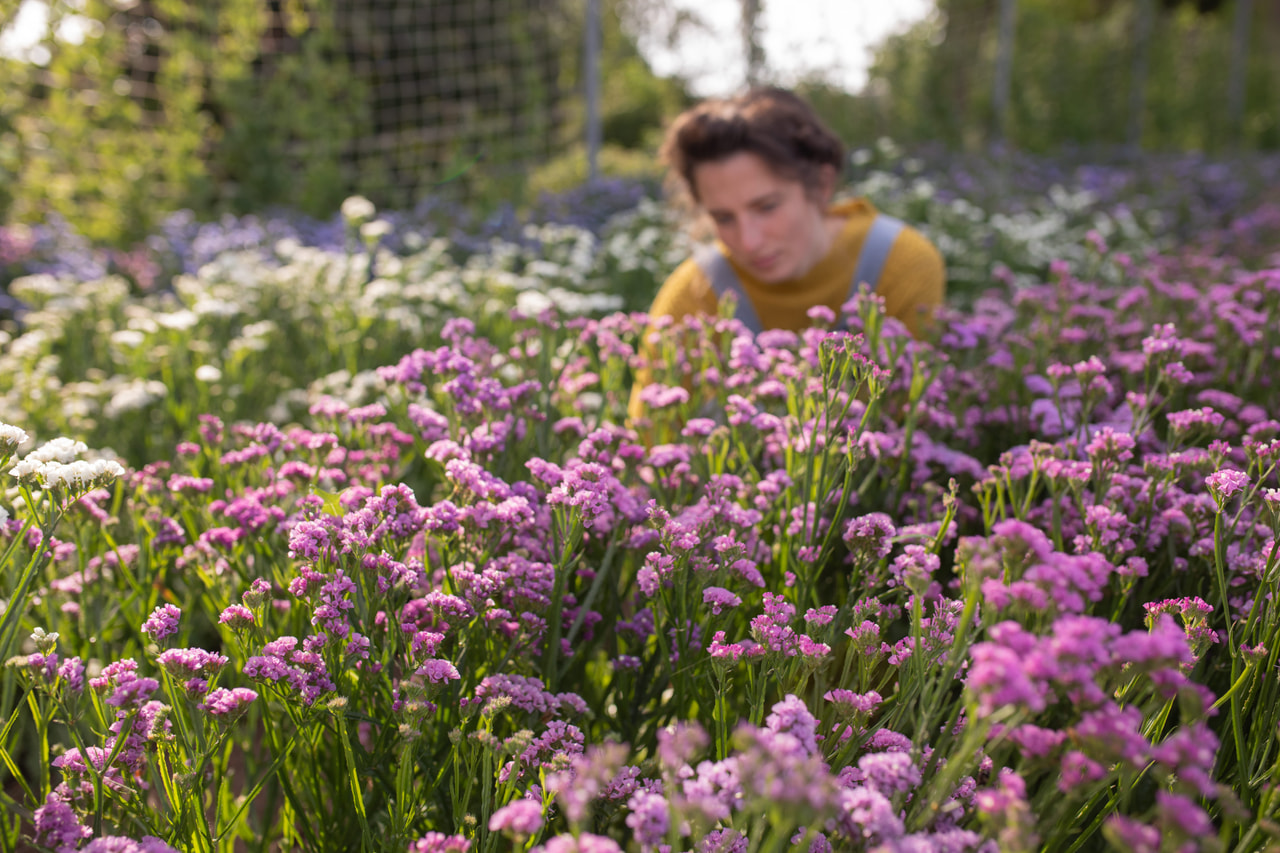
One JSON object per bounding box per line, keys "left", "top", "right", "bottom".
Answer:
{"left": 3, "top": 151, "right": 1280, "bottom": 852}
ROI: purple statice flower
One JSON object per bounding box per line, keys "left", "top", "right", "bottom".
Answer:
{"left": 1113, "top": 614, "right": 1195, "bottom": 674}
{"left": 33, "top": 792, "right": 90, "bottom": 850}
{"left": 200, "top": 687, "right": 258, "bottom": 721}
{"left": 700, "top": 828, "right": 749, "bottom": 853}
{"left": 58, "top": 656, "right": 86, "bottom": 694}
{"left": 678, "top": 756, "right": 741, "bottom": 823}
{"left": 823, "top": 689, "right": 882, "bottom": 719}
{"left": 1205, "top": 468, "right": 1249, "bottom": 508}
{"left": 765, "top": 694, "right": 821, "bottom": 759}
{"left": 140, "top": 604, "right": 181, "bottom": 642}
{"left": 167, "top": 475, "right": 214, "bottom": 494}
{"left": 81, "top": 838, "right": 180, "bottom": 853}
{"left": 1155, "top": 790, "right": 1215, "bottom": 837}
{"left": 489, "top": 798, "right": 543, "bottom": 836}
{"left": 625, "top": 789, "right": 670, "bottom": 848}
{"left": 973, "top": 769, "right": 1035, "bottom": 847}
{"left": 834, "top": 785, "right": 904, "bottom": 843}
{"left": 90, "top": 660, "right": 160, "bottom": 711}
{"left": 702, "top": 586, "right": 741, "bottom": 615}
{"left": 1073, "top": 705, "right": 1149, "bottom": 765}
{"left": 1166, "top": 407, "right": 1226, "bottom": 436}
{"left": 707, "top": 631, "right": 759, "bottom": 666}
{"left": 219, "top": 604, "right": 255, "bottom": 630}
{"left": 242, "top": 636, "right": 335, "bottom": 705}
{"left": 843, "top": 513, "right": 896, "bottom": 561}
{"left": 890, "top": 545, "right": 940, "bottom": 593}
{"left": 410, "top": 832, "right": 471, "bottom": 852}
{"left": 857, "top": 751, "right": 922, "bottom": 795}
{"left": 1149, "top": 722, "right": 1219, "bottom": 798}
{"left": 1103, "top": 816, "right": 1159, "bottom": 853}
{"left": 545, "top": 742, "right": 632, "bottom": 824}
{"left": 536, "top": 833, "right": 624, "bottom": 853}
{"left": 1058, "top": 750, "right": 1106, "bottom": 792}
{"left": 1084, "top": 428, "right": 1135, "bottom": 467}
{"left": 1009, "top": 724, "right": 1066, "bottom": 759}
{"left": 657, "top": 721, "right": 709, "bottom": 769}
{"left": 638, "top": 384, "right": 690, "bottom": 410}
{"left": 156, "top": 648, "right": 228, "bottom": 681}
{"left": 415, "top": 659, "right": 461, "bottom": 684}
{"left": 472, "top": 673, "right": 563, "bottom": 716}
{"left": 805, "top": 605, "right": 838, "bottom": 627}
{"left": 966, "top": 623, "right": 1047, "bottom": 716}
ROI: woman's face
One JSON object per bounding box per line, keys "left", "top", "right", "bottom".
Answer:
{"left": 693, "top": 151, "right": 831, "bottom": 284}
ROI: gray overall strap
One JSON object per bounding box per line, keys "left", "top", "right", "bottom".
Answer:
{"left": 693, "top": 243, "right": 764, "bottom": 335}
{"left": 850, "top": 214, "right": 905, "bottom": 295}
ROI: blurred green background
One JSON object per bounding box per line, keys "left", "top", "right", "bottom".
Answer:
{"left": 1, "top": 0, "right": 1277, "bottom": 246}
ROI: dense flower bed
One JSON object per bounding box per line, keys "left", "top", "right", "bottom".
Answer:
{"left": 3, "top": 190, "right": 1280, "bottom": 851}
{"left": 9, "top": 147, "right": 1280, "bottom": 472}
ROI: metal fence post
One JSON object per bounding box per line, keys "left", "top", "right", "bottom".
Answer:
{"left": 585, "top": 0, "right": 602, "bottom": 181}
{"left": 1128, "top": 0, "right": 1155, "bottom": 152}
{"left": 741, "top": 0, "right": 765, "bottom": 88}
{"left": 992, "top": 0, "right": 1017, "bottom": 143}
{"left": 1228, "top": 0, "right": 1254, "bottom": 147}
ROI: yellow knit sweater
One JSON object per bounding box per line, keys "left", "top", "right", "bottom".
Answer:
{"left": 628, "top": 198, "right": 945, "bottom": 424}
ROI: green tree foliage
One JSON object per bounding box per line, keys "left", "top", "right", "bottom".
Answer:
{"left": 1, "top": 0, "right": 367, "bottom": 243}
{"left": 858, "top": 0, "right": 1279, "bottom": 152}
{"left": 1, "top": 0, "right": 573, "bottom": 244}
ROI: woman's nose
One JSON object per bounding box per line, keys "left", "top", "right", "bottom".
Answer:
{"left": 738, "top": 216, "right": 763, "bottom": 252}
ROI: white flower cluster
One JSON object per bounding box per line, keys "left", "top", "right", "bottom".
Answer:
{"left": 0, "top": 423, "right": 28, "bottom": 454}
{"left": 8, "top": 436, "right": 125, "bottom": 493}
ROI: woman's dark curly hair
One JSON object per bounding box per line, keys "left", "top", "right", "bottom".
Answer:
{"left": 660, "top": 87, "right": 845, "bottom": 208}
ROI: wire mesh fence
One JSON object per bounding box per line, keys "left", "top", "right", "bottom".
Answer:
{"left": 1, "top": 0, "right": 1278, "bottom": 247}
{"left": 0, "top": 0, "right": 572, "bottom": 243}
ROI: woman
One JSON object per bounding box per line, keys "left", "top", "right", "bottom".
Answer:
{"left": 627, "top": 87, "right": 945, "bottom": 424}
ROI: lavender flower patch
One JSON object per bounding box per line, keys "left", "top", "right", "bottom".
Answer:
{"left": 1, "top": 202, "right": 1279, "bottom": 850}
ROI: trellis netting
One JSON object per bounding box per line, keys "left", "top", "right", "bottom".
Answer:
{"left": 0, "top": 0, "right": 567, "bottom": 241}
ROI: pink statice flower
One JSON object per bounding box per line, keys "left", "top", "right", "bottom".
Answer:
{"left": 702, "top": 586, "right": 741, "bottom": 615}
{"left": 409, "top": 832, "right": 471, "bottom": 852}
{"left": 140, "top": 604, "right": 181, "bottom": 642}
{"left": 33, "top": 792, "right": 90, "bottom": 851}
{"left": 200, "top": 687, "right": 258, "bottom": 722}
{"left": 488, "top": 798, "right": 543, "bottom": 837}
{"left": 1205, "top": 468, "right": 1249, "bottom": 508}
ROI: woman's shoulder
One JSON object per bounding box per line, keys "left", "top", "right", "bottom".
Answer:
{"left": 648, "top": 254, "right": 717, "bottom": 320}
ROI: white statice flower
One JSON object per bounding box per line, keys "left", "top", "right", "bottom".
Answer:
{"left": 192, "top": 297, "right": 242, "bottom": 319}
{"left": 274, "top": 237, "right": 302, "bottom": 260}
{"left": 38, "top": 458, "right": 126, "bottom": 493}
{"left": 104, "top": 379, "right": 167, "bottom": 419}
{"left": 0, "top": 505, "right": 8, "bottom": 524}
{"left": 30, "top": 627, "right": 58, "bottom": 654}
{"left": 156, "top": 309, "right": 199, "bottom": 331}
{"left": 9, "top": 456, "right": 44, "bottom": 485}
{"left": 341, "top": 195, "right": 376, "bottom": 224}
{"left": 7, "top": 274, "right": 71, "bottom": 308}
{"left": 110, "top": 329, "right": 146, "bottom": 349}
{"left": 195, "top": 365, "right": 223, "bottom": 383}
{"left": 25, "top": 437, "right": 88, "bottom": 465}
{"left": 516, "top": 289, "right": 555, "bottom": 317}
{"left": 359, "top": 219, "right": 393, "bottom": 242}
{"left": 0, "top": 424, "right": 29, "bottom": 455}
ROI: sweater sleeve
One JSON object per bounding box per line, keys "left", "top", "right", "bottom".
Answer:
{"left": 876, "top": 226, "right": 946, "bottom": 338}
{"left": 627, "top": 258, "right": 719, "bottom": 426}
